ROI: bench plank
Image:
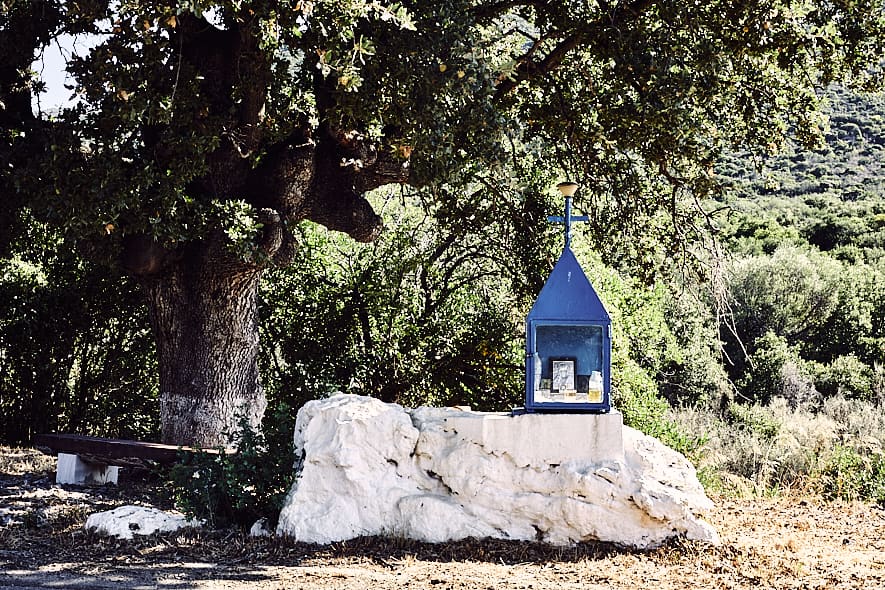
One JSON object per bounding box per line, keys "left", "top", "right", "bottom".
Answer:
{"left": 34, "top": 433, "right": 234, "bottom": 466}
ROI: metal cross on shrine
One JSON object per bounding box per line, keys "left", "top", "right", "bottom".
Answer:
{"left": 548, "top": 182, "right": 589, "bottom": 250}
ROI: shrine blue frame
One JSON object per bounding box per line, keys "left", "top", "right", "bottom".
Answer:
{"left": 521, "top": 195, "right": 612, "bottom": 414}
{"left": 525, "top": 319, "right": 612, "bottom": 413}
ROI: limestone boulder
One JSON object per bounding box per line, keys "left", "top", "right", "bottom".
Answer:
{"left": 276, "top": 394, "right": 718, "bottom": 549}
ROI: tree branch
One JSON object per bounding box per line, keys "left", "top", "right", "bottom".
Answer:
{"left": 492, "top": 0, "right": 661, "bottom": 100}
{"left": 494, "top": 32, "right": 586, "bottom": 99}
{"left": 0, "top": 1, "right": 65, "bottom": 144}
{"left": 0, "top": 1, "right": 64, "bottom": 253}
{"left": 300, "top": 127, "right": 411, "bottom": 242}
{"left": 244, "top": 132, "right": 316, "bottom": 219}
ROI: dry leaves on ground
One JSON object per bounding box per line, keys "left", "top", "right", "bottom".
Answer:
{"left": 1, "top": 446, "right": 883, "bottom": 589}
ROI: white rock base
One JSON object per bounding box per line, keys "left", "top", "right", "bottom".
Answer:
{"left": 277, "top": 394, "right": 719, "bottom": 549}
{"left": 56, "top": 453, "right": 119, "bottom": 485}
{"left": 85, "top": 506, "right": 200, "bottom": 539}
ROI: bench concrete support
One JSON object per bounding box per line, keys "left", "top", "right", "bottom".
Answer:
{"left": 56, "top": 452, "right": 119, "bottom": 485}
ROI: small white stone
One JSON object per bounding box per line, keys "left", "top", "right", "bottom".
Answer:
{"left": 85, "top": 506, "right": 200, "bottom": 540}
{"left": 250, "top": 518, "right": 272, "bottom": 537}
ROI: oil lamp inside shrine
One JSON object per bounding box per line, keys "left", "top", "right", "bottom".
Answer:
{"left": 524, "top": 182, "right": 612, "bottom": 413}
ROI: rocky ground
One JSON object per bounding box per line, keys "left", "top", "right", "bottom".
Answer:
{"left": 1, "top": 446, "right": 883, "bottom": 589}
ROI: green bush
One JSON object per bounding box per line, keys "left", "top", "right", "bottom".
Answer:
{"left": 726, "top": 402, "right": 782, "bottom": 440}
{"left": 0, "top": 230, "right": 158, "bottom": 444}
{"left": 737, "top": 331, "right": 816, "bottom": 406}
{"left": 723, "top": 241, "right": 885, "bottom": 411}
{"left": 613, "top": 356, "right": 706, "bottom": 462}
{"left": 726, "top": 247, "right": 841, "bottom": 365}
{"left": 657, "top": 292, "right": 732, "bottom": 409}
{"left": 168, "top": 405, "right": 296, "bottom": 528}
{"left": 818, "top": 445, "right": 885, "bottom": 504}
{"left": 815, "top": 355, "right": 875, "bottom": 401}
{"left": 259, "top": 193, "right": 528, "bottom": 413}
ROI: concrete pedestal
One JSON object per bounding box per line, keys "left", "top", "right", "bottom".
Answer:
{"left": 56, "top": 453, "right": 119, "bottom": 485}
{"left": 443, "top": 410, "right": 624, "bottom": 467}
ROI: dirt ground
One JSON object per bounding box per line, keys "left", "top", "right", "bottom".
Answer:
{"left": 1, "top": 446, "right": 884, "bottom": 590}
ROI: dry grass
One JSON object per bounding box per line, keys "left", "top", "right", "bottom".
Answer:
{"left": 0, "top": 446, "right": 55, "bottom": 475}
{"left": 671, "top": 395, "right": 885, "bottom": 497}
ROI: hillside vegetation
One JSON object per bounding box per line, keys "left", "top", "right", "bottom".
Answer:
{"left": 677, "top": 86, "right": 885, "bottom": 499}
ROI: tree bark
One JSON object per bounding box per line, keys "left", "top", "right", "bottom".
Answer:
{"left": 140, "top": 241, "right": 266, "bottom": 448}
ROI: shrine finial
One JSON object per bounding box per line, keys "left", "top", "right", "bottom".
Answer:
{"left": 548, "top": 182, "right": 589, "bottom": 250}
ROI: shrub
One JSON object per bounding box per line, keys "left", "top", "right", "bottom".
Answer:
{"left": 0, "top": 245, "right": 158, "bottom": 444}
{"left": 726, "top": 402, "right": 782, "bottom": 440}
{"left": 728, "top": 247, "right": 841, "bottom": 346}
{"left": 821, "top": 395, "right": 885, "bottom": 446}
{"left": 817, "top": 445, "right": 885, "bottom": 504}
{"left": 613, "top": 357, "right": 706, "bottom": 462}
{"left": 259, "top": 196, "right": 527, "bottom": 412}
{"left": 815, "top": 355, "right": 875, "bottom": 401}
{"left": 168, "top": 405, "right": 296, "bottom": 528}
{"left": 658, "top": 290, "right": 732, "bottom": 409}
{"left": 672, "top": 395, "right": 885, "bottom": 498}
{"left": 724, "top": 246, "right": 842, "bottom": 381}
{"left": 737, "top": 332, "right": 817, "bottom": 406}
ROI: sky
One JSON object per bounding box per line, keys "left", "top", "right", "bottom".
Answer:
{"left": 30, "top": 10, "right": 224, "bottom": 114}
{"left": 31, "top": 34, "right": 95, "bottom": 113}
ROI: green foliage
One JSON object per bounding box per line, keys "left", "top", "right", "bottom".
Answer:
{"left": 6, "top": 0, "right": 884, "bottom": 273}
{"left": 671, "top": 397, "right": 885, "bottom": 498}
{"left": 814, "top": 355, "right": 876, "bottom": 401}
{"left": 813, "top": 260, "right": 884, "bottom": 366}
{"left": 727, "top": 216, "right": 806, "bottom": 256}
{"left": 724, "top": 243, "right": 885, "bottom": 410}
{"left": 212, "top": 200, "right": 266, "bottom": 262}
{"left": 728, "top": 247, "right": 841, "bottom": 355}
{"left": 612, "top": 356, "right": 706, "bottom": 461}
{"left": 259, "top": 189, "right": 530, "bottom": 411}
{"left": 737, "top": 331, "right": 815, "bottom": 406}
{"left": 168, "top": 404, "right": 295, "bottom": 528}
{"left": 726, "top": 402, "right": 782, "bottom": 441}
{"left": 658, "top": 291, "right": 731, "bottom": 408}
{"left": 0, "top": 217, "right": 157, "bottom": 444}
{"left": 818, "top": 445, "right": 885, "bottom": 504}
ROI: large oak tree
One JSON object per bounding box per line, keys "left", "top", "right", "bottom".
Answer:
{"left": 2, "top": 0, "right": 883, "bottom": 446}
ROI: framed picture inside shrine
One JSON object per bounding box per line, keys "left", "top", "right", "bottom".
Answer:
{"left": 550, "top": 358, "right": 576, "bottom": 392}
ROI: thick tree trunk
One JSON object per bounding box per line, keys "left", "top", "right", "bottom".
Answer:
{"left": 111, "top": 16, "right": 410, "bottom": 446}
{"left": 141, "top": 244, "right": 266, "bottom": 447}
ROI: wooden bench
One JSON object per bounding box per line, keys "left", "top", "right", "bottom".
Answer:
{"left": 34, "top": 433, "right": 235, "bottom": 485}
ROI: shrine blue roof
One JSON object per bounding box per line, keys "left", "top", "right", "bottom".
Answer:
{"left": 527, "top": 248, "right": 610, "bottom": 323}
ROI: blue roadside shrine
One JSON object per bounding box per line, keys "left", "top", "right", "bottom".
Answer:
{"left": 524, "top": 182, "right": 612, "bottom": 413}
